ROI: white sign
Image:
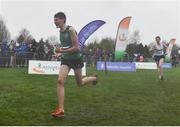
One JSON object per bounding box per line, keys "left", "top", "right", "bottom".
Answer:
{"left": 28, "top": 60, "right": 86, "bottom": 76}
{"left": 135, "top": 62, "right": 172, "bottom": 69}
{"left": 135, "top": 62, "right": 157, "bottom": 69}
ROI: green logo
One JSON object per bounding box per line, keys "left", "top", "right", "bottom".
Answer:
{"left": 38, "top": 63, "right": 41, "bottom": 68}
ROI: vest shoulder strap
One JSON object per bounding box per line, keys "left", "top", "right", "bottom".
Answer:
{"left": 66, "top": 25, "right": 77, "bottom": 35}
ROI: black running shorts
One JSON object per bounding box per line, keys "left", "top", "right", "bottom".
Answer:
{"left": 154, "top": 55, "right": 165, "bottom": 62}
{"left": 61, "top": 59, "right": 84, "bottom": 69}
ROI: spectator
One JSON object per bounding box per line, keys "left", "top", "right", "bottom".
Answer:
{"left": 9, "top": 40, "right": 16, "bottom": 67}
{"left": 27, "top": 39, "right": 36, "bottom": 60}
{"left": 15, "top": 42, "right": 28, "bottom": 67}
{"left": 1, "top": 41, "right": 10, "bottom": 67}
{"left": 139, "top": 55, "right": 144, "bottom": 62}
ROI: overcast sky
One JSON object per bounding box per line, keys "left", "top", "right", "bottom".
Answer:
{"left": 0, "top": 0, "right": 180, "bottom": 45}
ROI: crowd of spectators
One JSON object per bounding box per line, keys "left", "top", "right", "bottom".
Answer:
{"left": 0, "top": 39, "right": 55, "bottom": 67}
{"left": 0, "top": 39, "right": 179, "bottom": 67}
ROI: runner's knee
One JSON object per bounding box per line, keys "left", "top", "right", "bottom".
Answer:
{"left": 58, "top": 78, "right": 65, "bottom": 86}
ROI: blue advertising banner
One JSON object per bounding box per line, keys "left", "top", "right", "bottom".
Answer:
{"left": 162, "top": 63, "right": 172, "bottom": 68}
{"left": 78, "top": 20, "right": 105, "bottom": 49}
{"left": 97, "top": 61, "right": 136, "bottom": 72}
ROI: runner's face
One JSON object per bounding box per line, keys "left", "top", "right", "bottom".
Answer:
{"left": 156, "top": 38, "right": 161, "bottom": 43}
{"left": 54, "top": 17, "right": 65, "bottom": 28}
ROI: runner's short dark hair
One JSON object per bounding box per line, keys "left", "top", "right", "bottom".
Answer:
{"left": 54, "top": 12, "right": 66, "bottom": 23}
{"left": 155, "top": 36, "right": 161, "bottom": 40}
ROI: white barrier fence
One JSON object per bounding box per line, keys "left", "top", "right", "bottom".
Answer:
{"left": 28, "top": 60, "right": 172, "bottom": 75}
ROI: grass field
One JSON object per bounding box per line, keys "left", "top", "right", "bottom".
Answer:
{"left": 0, "top": 67, "right": 180, "bottom": 125}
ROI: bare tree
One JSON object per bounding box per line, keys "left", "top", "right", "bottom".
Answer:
{"left": 128, "top": 29, "right": 141, "bottom": 44}
{"left": 46, "top": 35, "right": 59, "bottom": 45}
{"left": 16, "top": 28, "right": 33, "bottom": 44}
{"left": 0, "top": 16, "right": 11, "bottom": 43}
